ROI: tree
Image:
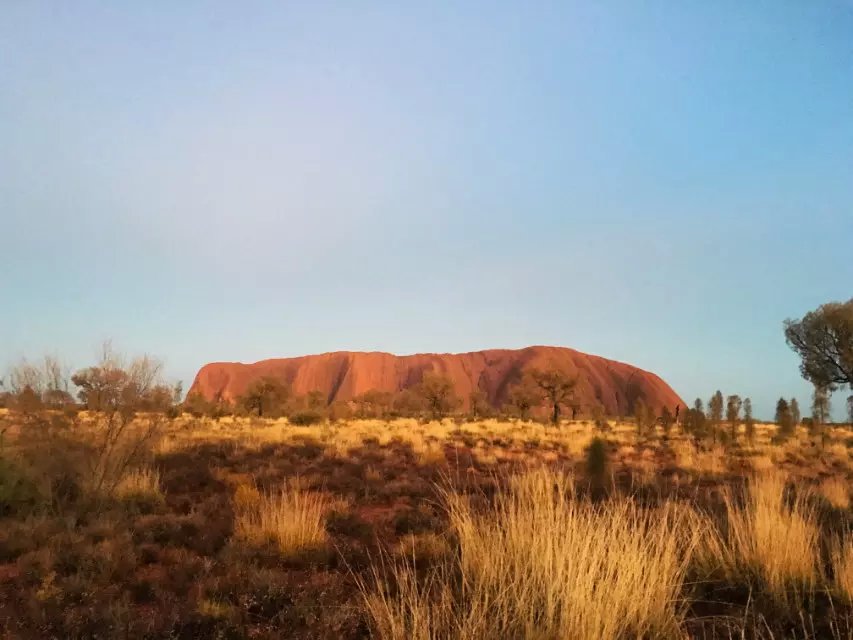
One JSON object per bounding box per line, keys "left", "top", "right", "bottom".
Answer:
{"left": 72, "top": 345, "right": 170, "bottom": 498}
{"left": 784, "top": 299, "right": 853, "bottom": 391}
{"left": 634, "top": 398, "right": 657, "bottom": 438}
{"left": 7, "top": 355, "right": 74, "bottom": 409}
{"left": 775, "top": 397, "right": 794, "bottom": 440}
{"left": 184, "top": 391, "right": 214, "bottom": 417}
{"left": 239, "top": 377, "right": 289, "bottom": 417}
{"left": 743, "top": 397, "right": 755, "bottom": 444}
{"left": 848, "top": 394, "right": 853, "bottom": 425}
{"left": 811, "top": 386, "right": 831, "bottom": 449}
{"left": 591, "top": 404, "right": 610, "bottom": 432}
{"left": 395, "top": 388, "right": 426, "bottom": 417}
{"left": 789, "top": 398, "right": 801, "bottom": 428}
{"left": 508, "top": 376, "right": 540, "bottom": 421}
{"left": 353, "top": 389, "right": 392, "bottom": 419}
{"left": 708, "top": 391, "right": 724, "bottom": 444}
{"left": 681, "top": 398, "right": 707, "bottom": 442}
{"left": 391, "top": 388, "right": 426, "bottom": 417}
{"left": 726, "top": 395, "right": 742, "bottom": 441}
{"left": 811, "top": 385, "right": 831, "bottom": 427}
{"left": 305, "top": 390, "right": 327, "bottom": 411}
{"left": 468, "top": 389, "right": 492, "bottom": 419}
{"left": 660, "top": 406, "right": 674, "bottom": 439}
{"left": 416, "top": 372, "right": 459, "bottom": 420}
{"left": 530, "top": 368, "right": 577, "bottom": 426}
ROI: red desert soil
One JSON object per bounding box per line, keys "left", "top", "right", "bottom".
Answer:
{"left": 188, "top": 346, "right": 684, "bottom": 415}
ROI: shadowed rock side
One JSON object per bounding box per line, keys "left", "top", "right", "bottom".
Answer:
{"left": 188, "top": 346, "right": 684, "bottom": 416}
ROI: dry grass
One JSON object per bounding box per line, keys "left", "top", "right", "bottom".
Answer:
{"left": 672, "top": 441, "right": 728, "bottom": 475}
{"left": 113, "top": 466, "right": 163, "bottom": 502}
{"left": 363, "top": 467, "right": 700, "bottom": 640}
{"left": 703, "top": 471, "right": 821, "bottom": 602}
{"left": 833, "top": 535, "right": 853, "bottom": 603}
{"left": 820, "top": 476, "right": 852, "bottom": 509}
{"left": 233, "top": 481, "right": 330, "bottom": 555}
{"left": 5, "top": 412, "right": 853, "bottom": 638}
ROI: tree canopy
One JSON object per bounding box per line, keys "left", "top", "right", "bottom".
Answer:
{"left": 784, "top": 298, "right": 853, "bottom": 391}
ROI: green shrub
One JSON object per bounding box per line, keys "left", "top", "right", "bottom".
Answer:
{"left": 0, "top": 458, "right": 42, "bottom": 515}
{"left": 585, "top": 437, "right": 609, "bottom": 490}
{"left": 289, "top": 410, "right": 325, "bottom": 426}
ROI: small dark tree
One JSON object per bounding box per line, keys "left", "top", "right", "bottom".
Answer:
{"left": 660, "top": 406, "right": 674, "bottom": 439}
{"left": 508, "top": 376, "right": 540, "bottom": 421}
{"left": 468, "top": 389, "right": 492, "bottom": 419}
{"left": 354, "top": 389, "right": 392, "bottom": 419}
{"left": 305, "top": 390, "right": 327, "bottom": 411}
{"left": 708, "top": 390, "right": 724, "bottom": 444}
{"left": 726, "top": 395, "right": 742, "bottom": 442}
{"left": 634, "top": 398, "right": 652, "bottom": 438}
{"left": 391, "top": 388, "right": 426, "bottom": 417}
{"left": 530, "top": 368, "right": 577, "bottom": 426}
{"left": 239, "top": 377, "right": 290, "bottom": 417}
{"left": 585, "top": 437, "right": 609, "bottom": 492}
{"left": 416, "top": 372, "right": 459, "bottom": 420}
{"left": 743, "top": 397, "right": 755, "bottom": 444}
{"left": 184, "top": 391, "right": 213, "bottom": 418}
{"left": 591, "top": 404, "right": 610, "bottom": 432}
{"left": 775, "top": 397, "right": 794, "bottom": 440}
{"left": 789, "top": 398, "right": 801, "bottom": 428}
{"left": 811, "top": 386, "right": 831, "bottom": 448}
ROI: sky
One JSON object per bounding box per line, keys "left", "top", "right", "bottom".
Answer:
{"left": 1, "top": 1, "right": 851, "bottom": 420}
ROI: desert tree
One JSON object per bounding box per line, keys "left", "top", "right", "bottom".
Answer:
{"left": 775, "top": 397, "right": 794, "bottom": 440}
{"left": 585, "top": 437, "right": 609, "bottom": 492}
{"left": 660, "top": 406, "right": 674, "bottom": 439}
{"left": 70, "top": 345, "right": 173, "bottom": 500}
{"left": 708, "top": 390, "right": 724, "bottom": 444}
{"left": 530, "top": 368, "right": 577, "bottom": 426}
{"left": 508, "top": 376, "right": 541, "bottom": 421}
{"left": 590, "top": 403, "right": 610, "bottom": 433}
{"left": 743, "top": 397, "right": 755, "bottom": 444}
{"left": 416, "top": 371, "right": 459, "bottom": 420}
{"left": 392, "top": 388, "right": 426, "bottom": 417}
{"left": 468, "top": 389, "right": 492, "bottom": 419}
{"left": 726, "top": 395, "right": 742, "bottom": 442}
{"left": 811, "top": 386, "right": 831, "bottom": 448}
{"left": 682, "top": 398, "right": 708, "bottom": 443}
{"left": 239, "top": 377, "right": 290, "bottom": 417}
{"left": 789, "top": 398, "right": 801, "bottom": 428}
{"left": 305, "top": 390, "right": 327, "bottom": 411}
{"left": 184, "top": 391, "right": 214, "bottom": 418}
{"left": 634, "top": 398, "right": 657, "bottom": 438}
{"left": 354, "top": 389, "right": 392, "bottom": 419}
{"left": 784, "top": 298, "right": 853, "bottom": 391}
{"left": 6, "top": 355, "right": 74, "bottom": 410}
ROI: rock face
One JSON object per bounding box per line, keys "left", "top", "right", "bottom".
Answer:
{"left": 188, "top": 346, "right": 684, "bottom": 416}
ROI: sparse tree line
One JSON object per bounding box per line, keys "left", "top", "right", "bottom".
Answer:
{"left": 0, "top": 343, "right": 181, "bottom": 513}
{"left": 0, "top": 346, "right": 182, "bottom": 417}
{"left": 182, "top": 368, "right": 586, "bottom": 425}
{"left": 2, "top": 297, "right": 851, "bottom": 431}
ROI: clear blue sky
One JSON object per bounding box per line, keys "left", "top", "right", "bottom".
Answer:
{"left": 2, "top": 2, "right": 851, "bottom": 420}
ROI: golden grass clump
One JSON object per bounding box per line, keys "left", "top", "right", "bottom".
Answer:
{"left": 363, "top": 467, "right": 699, "bottom": 640}
{"left": 819, "top": 476, "right": 851, "bottom": 509}
{"left": 704, "top": 471, "right": 821, "bottom": 602}
{"left": 113, "top": 467, "right": 163, "bottom": 502}
{"left": 832, "top": 537, "right": 853, "bottom": 603}
{"left": 233, "top": 481, "right": 329, "bottom": 555}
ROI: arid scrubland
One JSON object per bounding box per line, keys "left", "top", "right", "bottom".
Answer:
{"left": 2, "top": 407, "right": 853, "bottom": 639}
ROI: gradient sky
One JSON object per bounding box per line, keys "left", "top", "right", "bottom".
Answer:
{"left": 2, "top": 2, "right": 852, "bottom": 419}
